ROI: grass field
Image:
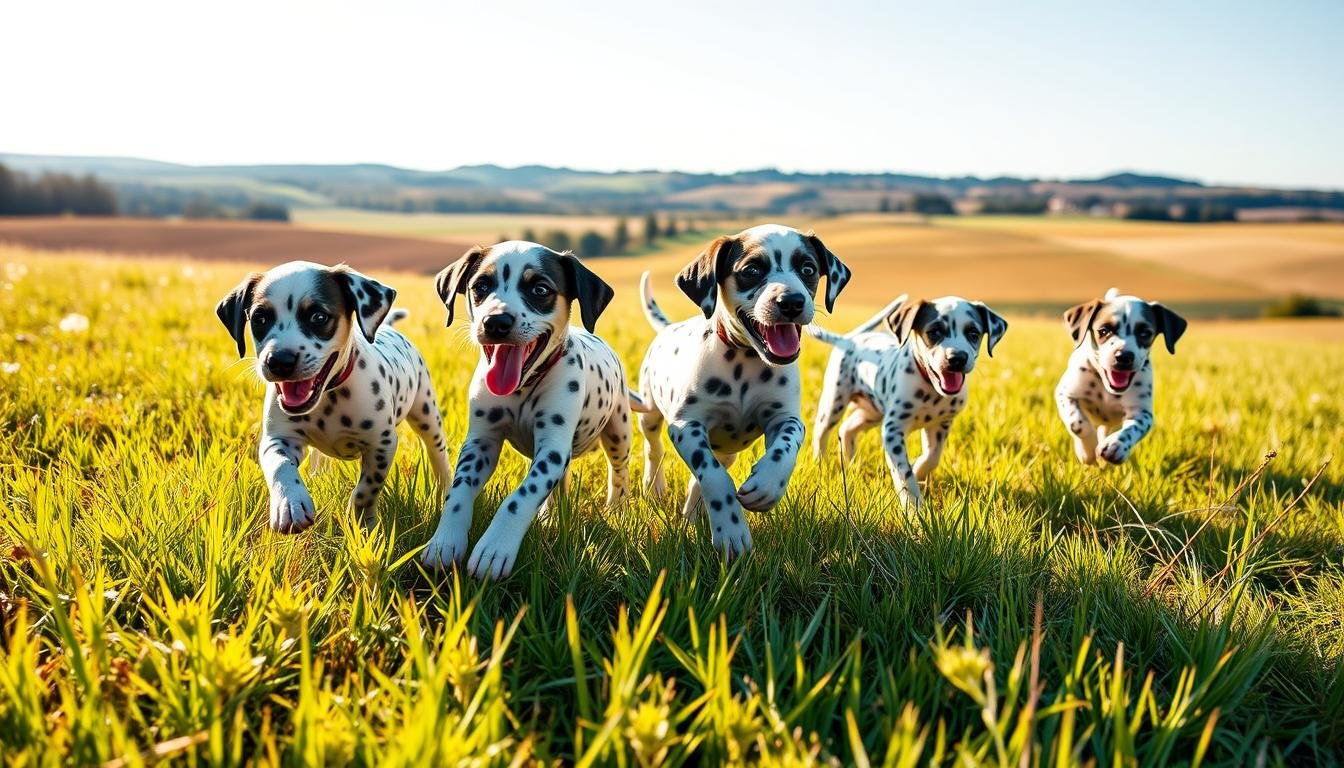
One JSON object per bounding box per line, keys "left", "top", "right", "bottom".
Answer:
{"left": 1, "top": 246, "right": 1343, "bottom": 765}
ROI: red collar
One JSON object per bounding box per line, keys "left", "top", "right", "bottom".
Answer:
{"left": 912, "top": 353, "right": 935, "bottom": 388}
{"left": 326, "top": 352, "right": 358, "bottom": 391}
{"left": 523, "top": 343, "right": 567, "bottom": 387}
{"left": 715, "top": 320, "right": 749, "bottom": 349}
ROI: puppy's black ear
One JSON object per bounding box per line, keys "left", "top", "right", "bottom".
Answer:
{"left": 333, "top": 265, "right": 396, "bottom": 343}
{"left": 434, "top": 246, "right": 487, "bottom": 327}
{"left": 885, "top": 298, "right": 933, "bottom": 345}
{"left": 1150, "top": 302, "right": 1187, "bottom": 354}
{"left": 676, "top": 235, "right": 740, "bottom": 318}
{"left": 558, "top": 253, "right": 615, "bottom": 333}
{"left": 1063, "top": 299, "right": 1103, "bottom": 347}
{"left": 972, "top": 301, "right": 1009, "bottom": 357}
{"left": 216, "top": 272, "right": 263, "bottom": 357}
{"left": 803, "top": 231, "right": 851, "bottom": 312}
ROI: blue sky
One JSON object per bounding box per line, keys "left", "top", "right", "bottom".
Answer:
{"left": 5, "top": 0, "right": 1341, "bottom": 187}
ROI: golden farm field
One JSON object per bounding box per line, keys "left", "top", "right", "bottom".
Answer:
{"left": 1, "top": 247, "right": 1343, "bottom": 765}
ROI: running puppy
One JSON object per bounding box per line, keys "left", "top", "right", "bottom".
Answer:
{"left": 1055, "top": 288, "right": 1187, "bottom": 465}
{"left": 421, "top": 241, "right": 638, "bottom": 578}
{"left": 639, "top": 224, "right": 851, "bottom": 556}
{"left": 809, "top": 296, "right": 1007, "bottom": 508}
{"left": 216, "top": 261, "right": 451, "bottom": 533}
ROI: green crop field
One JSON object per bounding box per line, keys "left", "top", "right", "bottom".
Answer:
{"left": 1, "top": 246, "right": 1342, "bottom": 765}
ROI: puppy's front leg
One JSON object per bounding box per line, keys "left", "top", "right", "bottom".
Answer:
{"left": 1097, "top": 409, "right": 1153, "bottom": 465}
{"left": 668, "top": 421, "right": 752, "bottom": 557}
{"left": 738, "top": 415, "right": 805, "bottom": 512}
{"left": 350, "top": 432, "right": 398, "bottom": 524}
{"left": 1055, "top": 389, "right": 1098, "bottom": 465}
{"left": 260, "top": 433, "right": 315, "bottom": 533}
{"left": 422, "top": 435, "right": 502, "bottom": 569}
{"left": 913, "top": 420, "right": 952, "bottom": 481}
{"left": 881, "top": 415, "right": 922, "bottom": 508}
{"left": 468, "top": 436, "right": 573, "bottom": 579}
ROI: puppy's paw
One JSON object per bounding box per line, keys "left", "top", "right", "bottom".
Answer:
{"left": 1097, "top": 435, "right": 1131, "bottom": 465}
{"left": 711, "top": 518, "right": 753, "bottom": 559}
{"left": 420, "top": 529, "right": 469, "bottom": 571}
{"left": 270, "top": 487, "right": 316, "bottom": 534}
{"left": 737, "top": 467, "right": 789, "bottom": 512}
{"left": 467, "top": 526, "right": 523, "bottom": 580}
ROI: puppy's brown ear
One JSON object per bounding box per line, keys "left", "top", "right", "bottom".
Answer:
{"left": 676, "top": 235, "right": 739, "bottom": 318}
{"left": 216, "top": 272, "right": 263, "bottom": 357}
{"left": 558, "top": 253, "right": 615, "bottom": 333}
{"left": 1150, "top": 302, "right": 1187, "bottom": 354}
{"left": 885, "top": 298, "right": 933, "bottom": 345}
{"left": 972, "top": 302, "right": 1009, "bottom": 357}
{"left": 434, "top": 246, "right": 487, "bottom": 326}
{"left": 333, "top": 265, "right": 396, "bottom": 343}
{"left": 803, "top": 231, "right": 851, "bottom": 312}
{"left": 1063, "top": 299, "right": 1103, "bottom": 346}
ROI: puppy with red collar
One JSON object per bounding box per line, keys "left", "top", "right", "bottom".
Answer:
{"left": 809, "top": 295, "right": 1007, "bottom": 508}
{"left": 216, "top": 262, "right": 452, "bottom": 533}
{"left": 1056, "top": 288, "right": 1187, "bottom": 465}
{"left": 421, "top": 242, "right": 640, "bottom": 579}
{"left": 638, "top": 225, "right": 851, "bottom": 557}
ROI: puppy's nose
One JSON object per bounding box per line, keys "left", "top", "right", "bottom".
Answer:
{"left": 775, "top": 292, "right": 806, "bottom": 320}
{"left": 266, "top": 349, "right": 299, "bottom": 377}
{"left": 1114, "top": 350, "right": 1136, "bottom": 370}
{"left": 946, "top": 351, "right": 969, "bottom": 372}
{"left": 482, "top": 313, "right": 515, "bottom": 340}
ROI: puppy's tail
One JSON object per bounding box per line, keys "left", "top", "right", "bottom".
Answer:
{"left": 627, "top": 389, "right": 653, "bottom": 414}
{"left": 1104, "top": 287, "right": 1121, "bottom": 301}
{"left": 805, "top": 324, "right": 853, "bottom": 350}
{"left": 640, "top": 272, "right": 672, "bottom": 331}
{"left": 386, "top": 309, "right": 410, "bottom": 326}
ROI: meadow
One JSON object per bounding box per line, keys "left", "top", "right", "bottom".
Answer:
{"left": 1, "top": 243, "right": 1343, "bottom": 765}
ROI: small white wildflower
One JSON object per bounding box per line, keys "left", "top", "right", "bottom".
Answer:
{"left": 1, "top": 362, "right": 17, "bottom": 375}
{"left": 58, "top": 313, "right": 90, "bottom": 333}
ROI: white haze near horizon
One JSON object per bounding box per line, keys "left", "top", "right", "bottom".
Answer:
{"left": 4, "top": 0, "right": 1342, "bottom": 189}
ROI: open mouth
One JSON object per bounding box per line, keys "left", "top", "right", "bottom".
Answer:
{"left": 482, "top": 331, "right": 550, "bottom": 396}
{"left": 274, "top": 353, "right": 339, "bottom": 414}
{"left": 1104, "top": 367, "right": 1135, "bottom": 391}
{"left": 934, "top": 369, "right": 965, "bottom": 394}
{"left": 740, "top": 312, "right": 802, "bottom": 362}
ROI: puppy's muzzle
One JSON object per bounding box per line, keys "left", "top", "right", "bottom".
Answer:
{"left": 775, "top": 292, "right": 807, "bottom": 321}
{"left": 946, "top": 351, "right": 969, "bottom": 373}
{"left": 264, "top": 348, "right": 300, "bottom": 379}
{"left": 1113, "top": 350, "right": 1136, "bottom": 371}
{"left": 482, "top": 313, "right": 516, "bottom": 342}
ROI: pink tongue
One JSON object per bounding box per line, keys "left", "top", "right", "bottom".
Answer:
{"left": 762, "top": 324, "right": 801, "bottom": 357}
{"left": 1108, "top": 369, "right": 1134, "bottom": 389}
{"left": 278, "top": 377, "right": 316, "bottom": 408}
{"left": 940, "top": 371, "right": 965, "bottom": 392}
{"left": 485, "top": 344, "right": 526, "bottom": 396}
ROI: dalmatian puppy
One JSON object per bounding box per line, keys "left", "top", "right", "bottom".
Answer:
{"left": 809, "top": 295, "right": 1007, "bottom": 508}
{"left": 216, "top": 261, "right": 451, "bottom": 533}
{"left": 1055, "top": 288, "right": 1187, "bottom": 465}
{"left": 638, "top": 225, "right": 851, "bottom": 557}
{"left": 421, "top": 242, "right": 640, "bottom": 579}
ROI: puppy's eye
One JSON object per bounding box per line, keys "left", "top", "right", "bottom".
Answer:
{"left": 966, "top": 328, "right": 981, "bottom": 343}
{"left": 1097, "top": 325, "right": 1113, "bottom": 338}
{"left": 251, "top": 312, "right": 271, "bottom": 327}
{"left": 926, "top": 327, "right": 944, "bottom": 342}
{"left": 530, "top": 283, "right": 553, "bottom": 298}
{"left": 799, "top": 263, "right": 817, "bottom": 278}
{"left": 741, "top": 263, "right": 765, "bottom": 279}
{"left": 308, "top": 310, "right": 330, "bottom": 325}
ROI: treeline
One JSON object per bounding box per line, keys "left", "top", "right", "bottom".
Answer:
{"left": 501, "top": 214, "right": 701, "bottom": 258}
{"left": 0, "top": 163, "right": 116, "bottom": 215}
{"left": 335, "top": 191, "right": 562, "bottom": 215}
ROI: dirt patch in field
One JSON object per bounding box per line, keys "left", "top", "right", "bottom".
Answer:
{"left": 0, "top": 217, "right": 474, "bottom": 274}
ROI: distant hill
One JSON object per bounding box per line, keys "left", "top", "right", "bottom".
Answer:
{"left": 1, "top": 152, "right": 1338, "bottom": 218}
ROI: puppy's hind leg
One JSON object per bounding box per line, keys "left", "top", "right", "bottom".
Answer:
{"left": 639, "top": 406, "right": 669, "bottom": 499}
{"left": 407, "top": 377, "right": 453, "bottom": 504}
{"left": 812, "top": 352, "right": 849, "bottom": 458}
{"left": 1056, "top": 389, "right": 1098, "bottom": 465}
{"left": 913, "top": 420, "right": 951, "bottom": 482}
{"left": 351, "top": 432, "right": 398, "bottom": 526}
{"left": 838, "top": 406, "right": 881, "bottom": 463}
{"left": 601, "top": 399, "right": 634, "bottom": 508}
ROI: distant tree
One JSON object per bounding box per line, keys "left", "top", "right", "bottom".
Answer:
{"left": 0, "top": 164, "right": 17, "bottom": 214}
{"left": 663, "top": 216, "right": 678, "bottom": 237}
{"left": 910, "top": 193, "right": 956, "bottom": 215}
{"left": 612, "top": 217, "right": 630, "bottom": 253}
{"left": 521, "top": 228, "right": 538, "bottom": 243}
{"left": 183, "top": 197, "right": 225, "bottom": 219}
{"left": 643, "top": 213, "right": 659, "bottom": 246}
{"left": 241, "top": 202, "right": 290, "bottom": 222}
{"left": 497, "top": 233, "right": 510, "bottom": 244}
{"left": 577, "top": 230, "right": 608, "bottom": 258}
{"left": 0, "top": 163, "right": 117, "bottom": 216}
{"left": 878, "top": 196, "right": 892, "bottom": 213}
{"left": 544, "top": 229, "right": 573, "bottom": 252}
